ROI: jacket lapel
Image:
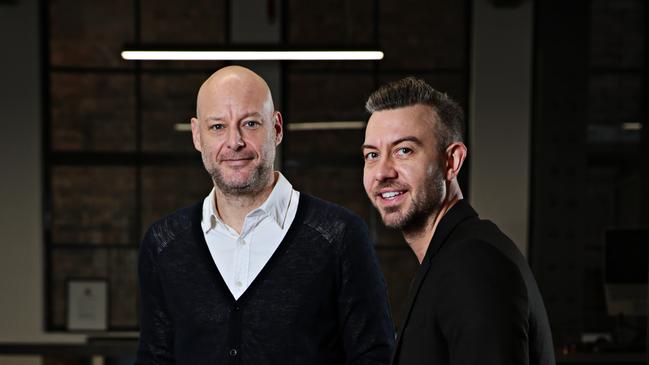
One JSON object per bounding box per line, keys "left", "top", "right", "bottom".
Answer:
{"left": 391, "top": 200, "right": 478, "bottom": 363}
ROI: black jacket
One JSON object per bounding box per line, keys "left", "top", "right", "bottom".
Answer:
{"left": 136, "top": 193, "right": 395, "bottom": 365}
{"left": 393, "top": 200, "right": 555, "bottom": 365}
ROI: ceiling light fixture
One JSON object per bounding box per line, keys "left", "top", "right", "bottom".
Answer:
{"left": 122, "top": 50, "right": 383, "bottom": 61}
{"left": 287, "top": 121, "right": 366, "bottom": 131}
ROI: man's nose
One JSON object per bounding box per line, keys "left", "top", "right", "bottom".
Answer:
{"left": 375, "top": 157, "right": 397, "bottom": 182}
{"left": 226, "top": 127, "right": 245, "bottom": 150}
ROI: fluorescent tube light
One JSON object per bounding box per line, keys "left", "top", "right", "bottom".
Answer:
{"left": 121, "top": 50, "right": 383, "bottom": 61}
{"left": 622, "top": 122, "right": 642, "bottom": 131}
{"left": 287, "top": 121, "right": 366, "bottom": 131}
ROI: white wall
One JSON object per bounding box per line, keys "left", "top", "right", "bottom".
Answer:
{"left": 0, "top": 0, "right": 84, "bottom": 363}
{"left": 469, "top": 0, "right": 533, "bottom": 255}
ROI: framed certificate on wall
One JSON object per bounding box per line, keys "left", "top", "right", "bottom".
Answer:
{"left": 66, "top": 279, "right": 108, "bottom": 331}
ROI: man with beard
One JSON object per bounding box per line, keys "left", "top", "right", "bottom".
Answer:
{"left": 362, "top": 77, "right": 555, "bottom": 365}
{"left": 136, "top": 66, "right": 394, "bottom": 365}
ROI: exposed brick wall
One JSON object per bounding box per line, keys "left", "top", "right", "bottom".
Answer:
{"left": 140, "top": 165, "right": 212, "bottom": 233}
{"left": 287, "top": 0, "right": 374, "bottom": 45}
{"left": 379, "top": 0, "right": 466, "bottom": 70}
{"left": 51, "top": 74, "right": 136, "bottom": 152}
{"left": 52, "top": 166, "right": 136, "bottom": 245}
{"left": 141, "top": 73, "right": 209, "bottom": 152}
{"left": 50, "top": 0, "right": 134, "bottom": 67}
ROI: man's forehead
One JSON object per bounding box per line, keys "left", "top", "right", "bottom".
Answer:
{"left": 197, "top": 82, "right": 273, "bottom": 118}
{"left": 368, "top": 106, "right": 436, "bottom": 129}
{"left": 364, "top": 105, "right": 437, "bottom": 143}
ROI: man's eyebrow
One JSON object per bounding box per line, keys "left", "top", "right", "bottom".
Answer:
{"left": 203, "top": 112, "right": 263, "bottom": 122}
{"left": 204, "top": 116, "right": 223, "bottom": 122}
{"left": 393, "top": 136, "right": 423, "bottom": 146}
{"left": 361, "top": 136, "right": 423, "bottom": 151}
{"left": 361, "top": 143, "right": 376, "bottom": 151}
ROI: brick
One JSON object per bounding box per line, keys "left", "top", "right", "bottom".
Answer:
{"left": 140, "top": 0, "right": 226, "bottom": 43}
{"left": 140, "top": 165, "right": 212, "bottom": 233}
{"left": 51, "top": 73, "right": 136, "bottom": 151}
{"left": 287, "top": 0, "right": 374, "bottom": 45}
{"left": 141, "top": 73, "right": 211, "bottom": 152}
{"left": 52, "top": 166, "right": 136, "bottom": 245}
{"left": 287, "top": 72, "right": 373, "bottom": 121}
{"left": 379, "top": 0, "right": 467, "bottom": 70}
{"left": 50, "top": 0, "right": 134, "bottom": 67}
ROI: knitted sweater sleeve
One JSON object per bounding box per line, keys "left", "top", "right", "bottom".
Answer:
{"left": 135, "top": 226, "right": 175, "bottom": 365}
{"left": 337, "top": 214, "right": 396, "bottom": 365}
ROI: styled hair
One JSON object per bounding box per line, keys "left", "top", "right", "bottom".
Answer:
{"left": 365, "top": 77, "right": 465, "bottom": 152}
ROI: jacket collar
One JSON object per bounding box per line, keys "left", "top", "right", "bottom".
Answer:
{"left": 420, "top": 199, "right": 478, "bottom": 265}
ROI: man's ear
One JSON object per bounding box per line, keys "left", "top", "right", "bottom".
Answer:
{"left": 190, "top": 117, "right": 202, "bottom": 152}
{"left": 273, "top": 111, "right": 283, "bottom": 145}
{"left": 445, "top": 142, "right": 467, "bottom": 181}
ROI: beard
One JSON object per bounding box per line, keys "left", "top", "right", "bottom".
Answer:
{"left": 208, "top": 160, "right": 273, "bottom": 196}
{"left": 203, "top": 141, "right": 276, "bottom": 197}
{"left": 378, "top": 167, "right": 446, "bottom": 232}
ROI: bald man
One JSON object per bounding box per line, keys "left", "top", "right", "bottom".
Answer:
{"left": 136, "top": 66, "right": 395, "bottom": 365}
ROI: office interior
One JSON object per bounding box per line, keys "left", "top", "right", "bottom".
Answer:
{"left": 0, "top": 0, "right": 647, "bottom": 364}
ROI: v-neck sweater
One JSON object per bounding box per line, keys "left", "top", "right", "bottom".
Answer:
{"left": 136, "top": 193, "right": 395, "bottom": 365}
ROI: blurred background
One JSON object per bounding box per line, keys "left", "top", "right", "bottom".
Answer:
{"left": 0, "top": 0, "right": 647, "bottom": 364}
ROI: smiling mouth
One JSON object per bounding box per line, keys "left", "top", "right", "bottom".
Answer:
{"left": 381, "top": 191, "right": 402, "bottom": 199}
{"left": 377, "top": 190, "right": 407, "bottom": 201}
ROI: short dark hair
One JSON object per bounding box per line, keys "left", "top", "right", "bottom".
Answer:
{"left": 365, "top": 77, "right": 465, "bottom": 152}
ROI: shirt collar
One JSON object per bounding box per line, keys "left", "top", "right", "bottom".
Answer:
{"left": 201, "top": 172, "right": 295, "bottom": 233}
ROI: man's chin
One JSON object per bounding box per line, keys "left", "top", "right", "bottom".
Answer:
{"left": 379, "top": 211, "right": 406, "bottom": 230}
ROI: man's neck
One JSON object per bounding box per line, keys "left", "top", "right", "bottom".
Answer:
{"left": 403, "top": 183, "right": 463, "bottom": 264}
{"left": 214, "top": 173, "right": 277, "bottom": 234}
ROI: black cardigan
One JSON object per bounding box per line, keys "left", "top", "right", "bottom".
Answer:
{"left": 136, "top": 193, "right": 395, "bottom": 365}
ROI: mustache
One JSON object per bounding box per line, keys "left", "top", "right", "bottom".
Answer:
{"left": 374, "top": 181, "right": 408, "bottom": 192}
{"left": 219, "top": 152, "right": 255, "bottom": 161}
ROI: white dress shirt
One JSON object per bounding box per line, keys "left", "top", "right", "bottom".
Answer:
{"left": 200, "top": 173, "right": 300, "bottom": 299}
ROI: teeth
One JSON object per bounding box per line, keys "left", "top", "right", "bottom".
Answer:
{"left": 381, "top": 191, "right": 401, "bottom": 199}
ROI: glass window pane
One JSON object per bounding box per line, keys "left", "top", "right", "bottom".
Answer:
{"left": 141, "top": 73, "right": 209, "bottom": 152}
{"left": 287, "top": 73, "right": 373, "bottom": 121}
{"left": 379, "top": 0, "right": 466, "bottom": 70}
{"left": 287, "top": 0, "right": 374, "bottom": 45}
{"left": 51, "top": 73, "right": 136, "bottom": 152}
{"left": 50, "top": 0, "right": 134, "bottom": 67}
{"left": 52, "top": 166, "right": 136, "bottom": 245}
{"left": 140, "top": 165, "right": 212, "bottom": 233}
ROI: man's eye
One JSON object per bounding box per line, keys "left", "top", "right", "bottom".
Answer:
{"left": 364, "top": 152, "right": 378, "bottom": 160}
{"left": 244, "top": 120, "right": 260, "bottom": 128}
{"left": 209, "top": 123, "right": 224, "bottom": 130}
{"left": 396, "top": 147, "right": 412, "bottom": 156}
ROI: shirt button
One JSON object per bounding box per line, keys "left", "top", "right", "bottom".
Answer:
{"left": 238, "top": 238, "right": 245, "bottom": 245}
{"left": 235, "top": 281, "right": 243, "bottom": 287}
{"left": 229, "top": 348, "right": 238, "bottom": 357}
